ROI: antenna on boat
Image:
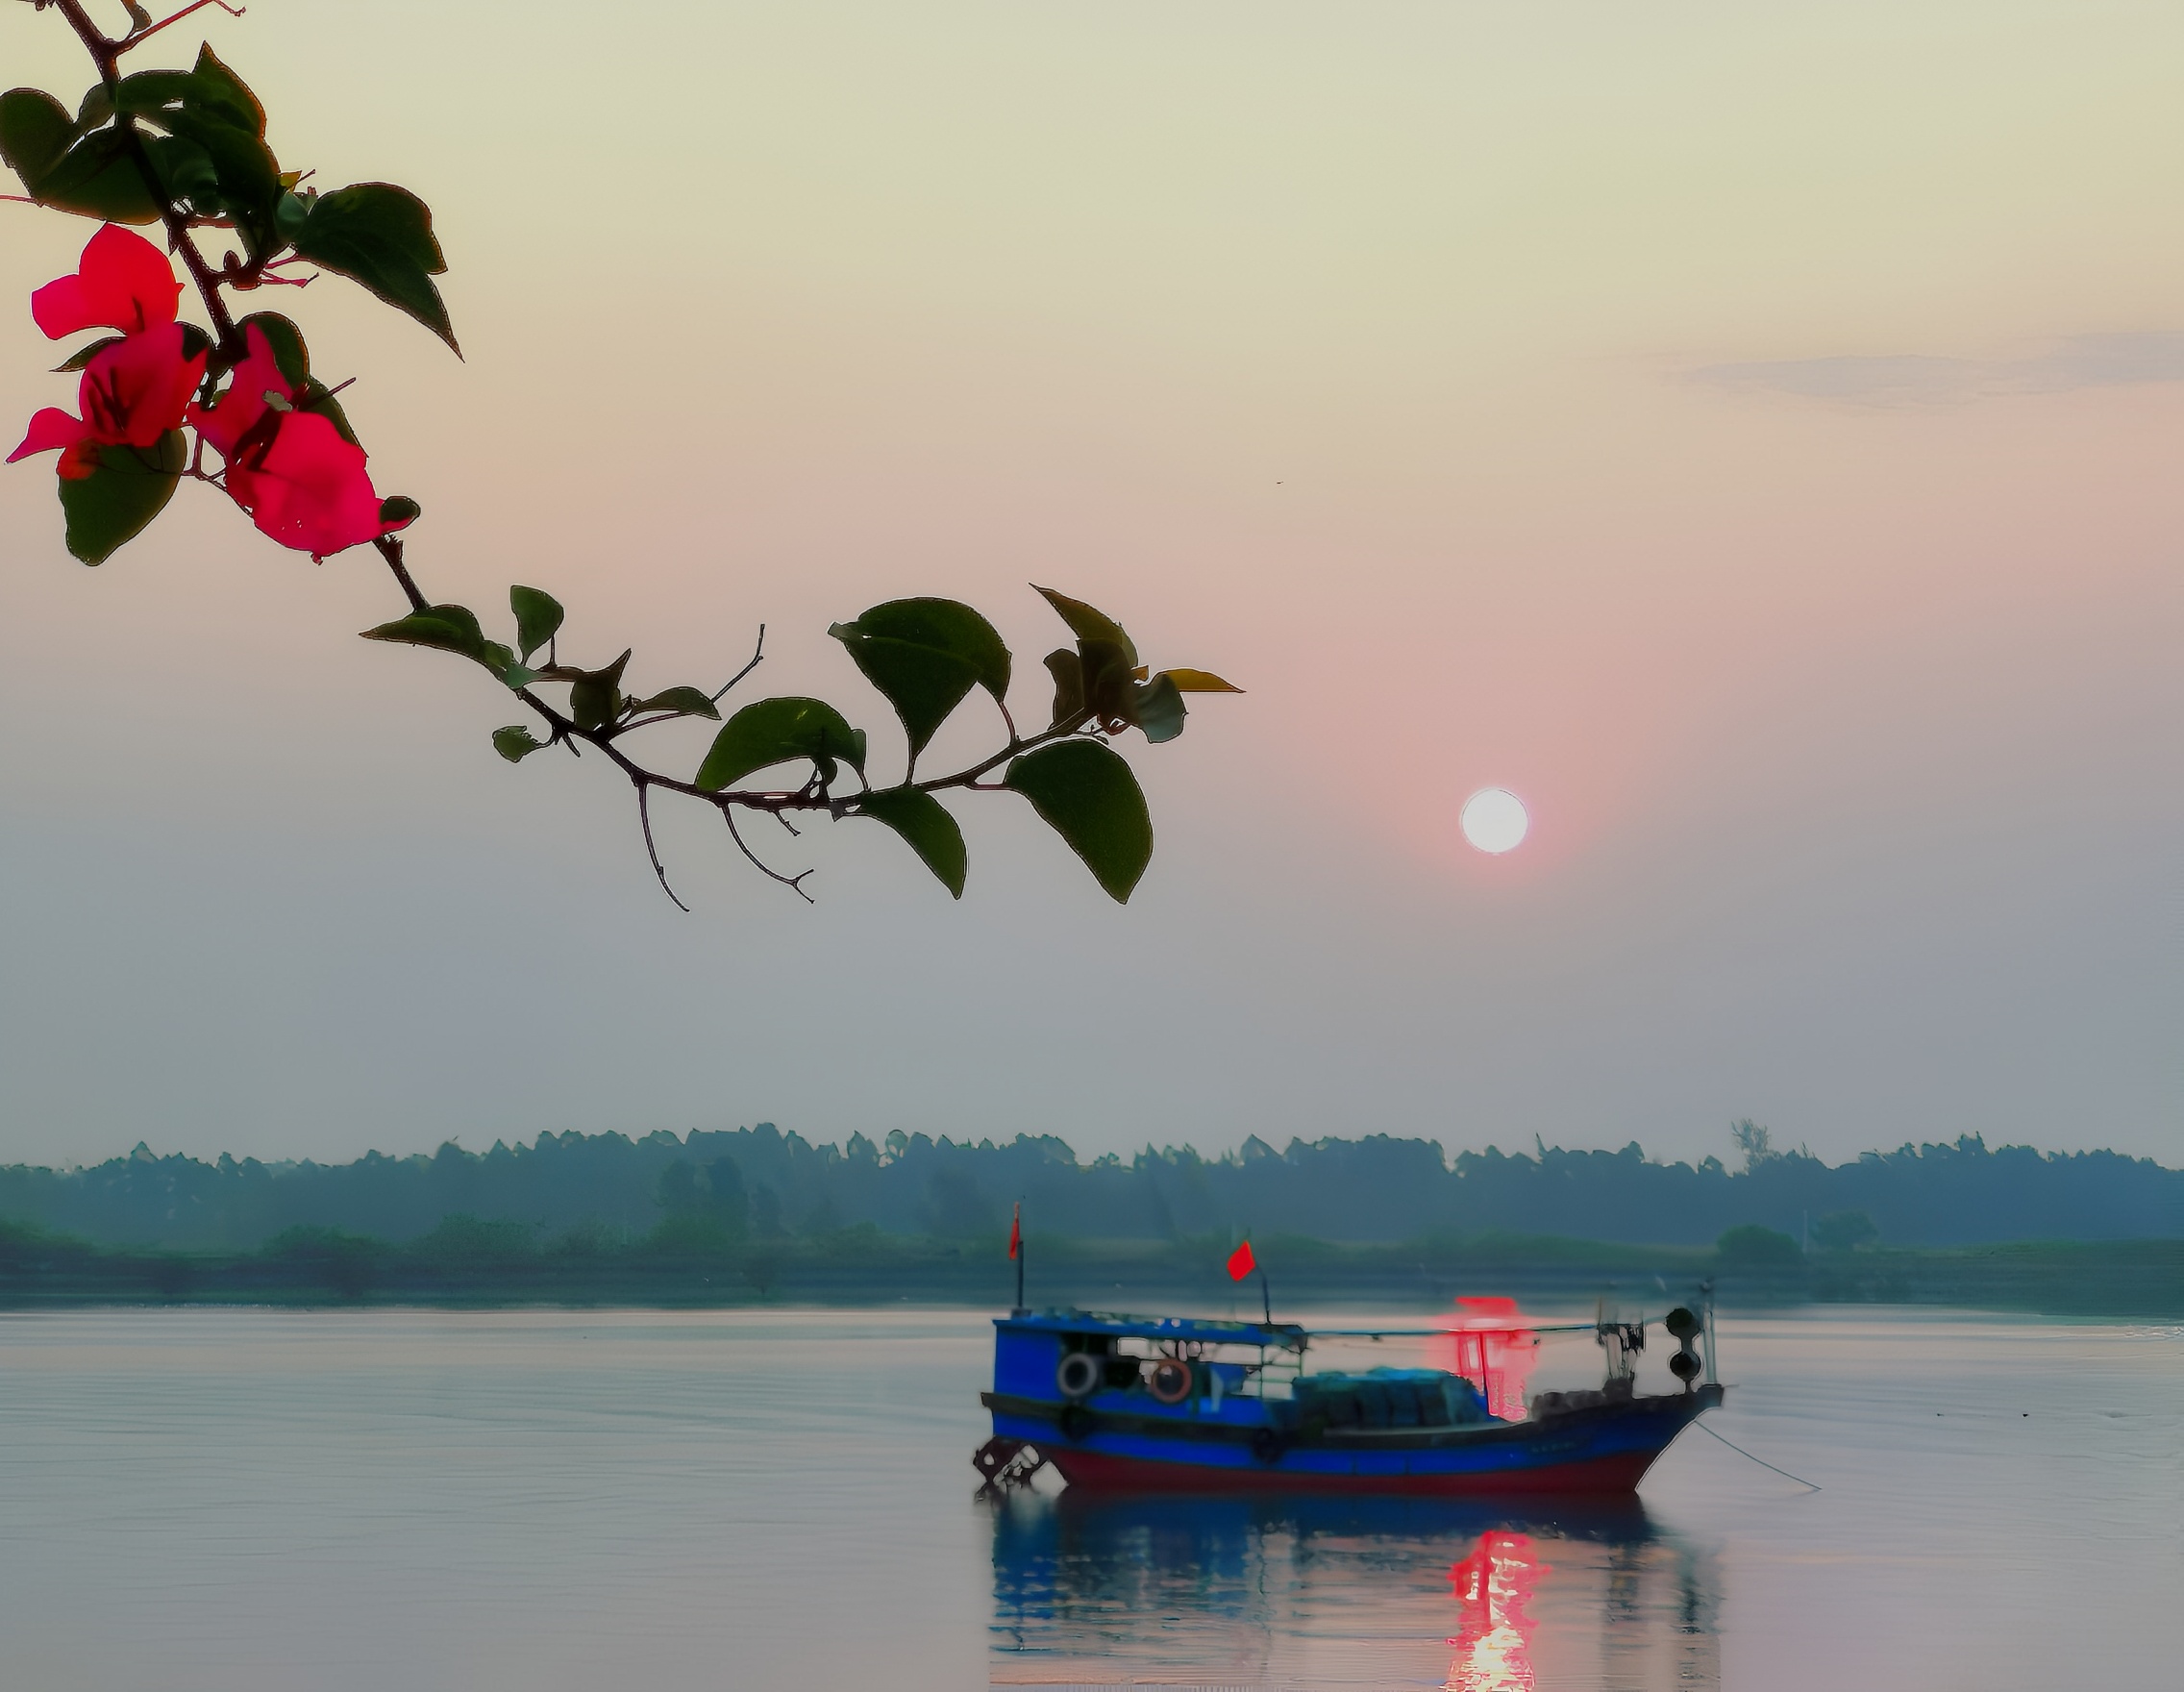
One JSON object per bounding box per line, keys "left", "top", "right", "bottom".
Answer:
{"left": 1009, "top": 1199, "right": 1026, "bottom": 1316}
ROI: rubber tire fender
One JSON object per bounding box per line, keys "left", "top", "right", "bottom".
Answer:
{"left": 1146, "top": 1357, "right": 1195, "bottom": 1406}
{"left": 1055, "top": 1352, "right": 1102, "bottom": 1400}
{"left": 1251, "top": 1428, "right": 1284, "bottom": 1466}
{"left": 1058, "top": 1404, "right": 1094, "bottom": 1442}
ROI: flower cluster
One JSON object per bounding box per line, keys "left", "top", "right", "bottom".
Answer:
{"left": 9, "top": 225, "right": 409, "bottom": 560}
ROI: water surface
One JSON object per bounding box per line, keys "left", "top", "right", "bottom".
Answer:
{"left": 1, "top": 1307, "right": 2177, "bottom": 1689}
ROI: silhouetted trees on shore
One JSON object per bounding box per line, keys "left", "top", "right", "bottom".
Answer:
{"left": 3, "top": 1125, "right": 2178, "bottom": 1254}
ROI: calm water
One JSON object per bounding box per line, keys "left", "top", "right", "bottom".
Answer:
{"left": 1, "top": 1307, "right": 2178, "bottom": 1690}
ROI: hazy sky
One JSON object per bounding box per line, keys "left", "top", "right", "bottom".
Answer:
{"left": 2, "top": 1, "right": 2177, "bottom": 1170}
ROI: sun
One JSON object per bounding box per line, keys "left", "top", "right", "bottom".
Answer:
{"left": 1460, "top": 788, "right": 1529, "bottom": 855}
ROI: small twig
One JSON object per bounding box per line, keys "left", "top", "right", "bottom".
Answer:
{"left": 634, "top": 781, "right": 689, "bottom": 912}
{"left": 710, "top": 624, "right": 766, "bottom": 704}
{"left": 372, "top": 535, "right": 429, "bottom": 613}
{"left": 117, "top": 0, "right": 246, "bottom": 57}
{"left": 723, "top": 810, "right": 813, "bottom": 903}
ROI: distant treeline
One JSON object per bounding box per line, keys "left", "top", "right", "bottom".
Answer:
{"left": 2, "top": 1123, "right": 2179, "bottom": 1253}
{"left": 7, "top": 1212, "right": 2184, "bottom": 1321}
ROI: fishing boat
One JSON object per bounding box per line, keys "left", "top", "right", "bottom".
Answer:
{"left": 973, "top": 1298, "right": 1724, "bottom": 1495}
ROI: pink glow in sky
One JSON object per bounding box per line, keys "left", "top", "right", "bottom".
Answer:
{"left": 0, "top": 1, "right": 2176, "bottom": 1167}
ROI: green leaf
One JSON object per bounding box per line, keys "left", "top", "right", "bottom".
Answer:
{"left": 1161, "top": 667, "right": 1243, "bottom": 693}
{"left": 1004, "top": 738, "right": 1154, "bottom": 904}
{"left": 1033, "top": 585, "right": 1137, "bottom": 670}
{"left": 189, "top": 44, "right": 267, "bottom": 138}
{"left": 52, "top": 335, "right": 124, "bottom": 374}
{"left": 568, "top": 650, "right": 632, "bottom": 730}
{"left": 236, "top": 311, "right": 310, "bottom": 385}
{"left": 856, "top": 786, "right": 967, "bottom": 899}
{"left": 1130, "top": 673, "right": 1187, "bottom": 744}
{"left": 509, "top": 586, "right": 563, "bottom": 663}
{"left": 35, "top": 128, "right": 160, "bottom": 223}
{"left": 158, "top": 107, "right": 280, "bottom": 255}
{"left": 828, "top": 598, "right": 1009, "bottom": 759}
{"left": 360, "top": 603, "right": 487, "bottom": 661}
{"left": 1044, "top": 647, "right": 1085, "bottom": 726}
{"left": 112, "top": 69, "right": 199, "bottom": 118}
{"left": 1077, "top": 637, "right": 1136, "bottom": 725}
{"left": 0, "top": 88, "right": 72, "bottom": 192}
{"left": 695, "top": 697, "right": 867, "bottom": 791}
{"left": 143, "top": 131, "right": 218, "bottom": 212}
{"left": 75, "top": 84, "right": 114, "bottom": 132}
{"left": 291, "top": 183, "right": 458, "bottom": 354}
{"left": 492, "top": 725, "right": 545, "bottom": 763}
{"left": 630, "top": 686, "right": 721, "bottom": 721}
{"left": 378, "top": 495, "right": 421, "bottom": 528}
{"left": 57, "top": 432, "right": 185, "bottom": 564}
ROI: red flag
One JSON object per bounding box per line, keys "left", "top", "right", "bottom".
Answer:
{"left": 1227, "top": 1238, "right": 1256, "bottom": 1281}
{"left": 1008, "top": 1203, "right": 1021, "bottom": 1261}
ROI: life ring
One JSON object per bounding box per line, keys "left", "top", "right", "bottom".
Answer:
{"left": 1058, "top": 1404, "right": 1094, "bottom": 1441}
{"left": 1251, "top": 1428, "right": 1283, "bottom": 1465}
{"left": 1055, "top": 1352, "right": 1103, "bottom": 1400}
{"left": 1146, "top": 1357, "right": 1195, "bottom": 1405}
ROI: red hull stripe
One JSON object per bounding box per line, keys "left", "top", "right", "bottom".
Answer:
{"left": 1046, "top": 1446, "right": 1659, "bottom": 1495}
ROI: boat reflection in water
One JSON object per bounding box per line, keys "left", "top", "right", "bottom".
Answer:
{"left": 988, "top": 1489, "right": 1719, "bottom": 1692}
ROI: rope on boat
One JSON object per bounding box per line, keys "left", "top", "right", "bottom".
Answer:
{"left": 1695, "top": 1417, "right": 1822, "bottom": 1492}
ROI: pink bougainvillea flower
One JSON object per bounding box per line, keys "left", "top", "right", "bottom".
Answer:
{"left": 226, "top": 411, "right": 400, "bottom": 558}
{"left": 189, "top": 324, "right": 411, "bottom": 559}
{"left": 8, "top": 323, "right": 205, "bottom": 480}
{"left": 31, "top": 224, "right": 186, "bottom": 340}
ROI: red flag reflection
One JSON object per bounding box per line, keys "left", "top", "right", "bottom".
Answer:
{"left": 1446, "top": 1531, "right": 1546, "bottom": 1692}
{"left": 1427, "top": 1297, "right": 1542, "bottom": 1421}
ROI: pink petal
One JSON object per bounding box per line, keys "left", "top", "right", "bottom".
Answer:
{"left": 31, "top": 225, "right": 185, "bottom": 339}
{"left": 79, "top": 323, "right": 205, "bottom": 449}
{"left": 8, "top": 406, "right": 93, "bottom": 464}
{"left": 236, "top": 411, "right": 388, "bottom": 557}
{"left": 186, "top": 323, "right": 289, "bottom": 460}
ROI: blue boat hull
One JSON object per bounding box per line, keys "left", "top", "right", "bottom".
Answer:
{"left": 983, "top": 1384, "right": 1723, "bottom": 1494}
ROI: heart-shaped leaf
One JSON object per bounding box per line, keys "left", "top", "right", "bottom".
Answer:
{"left": 696, "top": 697, "right": 867, "bottom": 790}
{"left": 1004, "top": 738, "right": 1153, "bottom": 903}
{"left": 58, "top": 432, "right": 185, "bottom": 564}
{"left": 856, "top": 786, "right": 967, "bottom": 898}
{"left": 291, "top": 182, "right": 458, "bottom": 353}
{"left": 829, "top": 597, "right": 1011, "bottom": 760}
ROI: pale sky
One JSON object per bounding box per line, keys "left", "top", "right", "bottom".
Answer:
{"left": 1, "top": 1, "right": 2177, "bottom": 1170}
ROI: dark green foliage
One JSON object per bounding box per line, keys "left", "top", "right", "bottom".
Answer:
{"left": 492, "top": 725, "right": 545, "bottom": 762}
{"left": 509, "top": 585, "right": 563, "bottom": 663}
{"left": 854, "top": 786, "right": 967, "bottom": 897}
{"left": 696, "top": 697, "right": 866, "bottom": 790}
{"left": 1716, "top": 1224, "right": 1803, "bottom": 1269}
{"left": 290, "top": 182, "right": 458, "bottom": 352}
{"left": 1005, "top": 739, "right": 1153, "bottom": 902}
{"left": 829, "top": 598, "right": 1009, "bottom": 759}
{"left": 60, "top": 433, "right": 186, "bottom": 564}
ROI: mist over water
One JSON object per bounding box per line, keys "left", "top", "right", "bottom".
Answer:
{"left": 1, "top": 1307, "right": 2177, "bottom": 1690}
